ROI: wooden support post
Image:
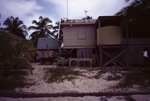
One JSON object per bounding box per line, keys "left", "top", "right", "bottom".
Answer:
{"left": 126, "top": 47, "right": 129, "bottom": 67}
{"left": 100, "top": 46, "right": 103, "bottom": 67}
{"left": 46, "top": 44, "right": 49, "bottom": 58}
{"left": 102, "top": 49, "right": 125, "bottom": 67}
{"left": 98, "top": 19, "right": 101, "bottom": 67}
{"left": 96, "top": 48, "right": 100, "bottom": 67}
{"left": 83, "top": 49, "right": 86, "bottom": 67}
{"left": 103, "top": 48, "right": 127, "bottom": 67}
{"left": 126, "top": 22, "right": 129, "bottom": 67}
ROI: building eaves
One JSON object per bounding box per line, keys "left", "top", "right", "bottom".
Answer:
{"left": 61, "top": 19, "right": 96, "bottom": 26}
{"left": 0, "top": 29, "right": 23, "bottom": 41}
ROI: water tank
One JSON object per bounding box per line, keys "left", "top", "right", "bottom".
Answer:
{"left": 97, "top": 26, "right": 123, "bottom": 45}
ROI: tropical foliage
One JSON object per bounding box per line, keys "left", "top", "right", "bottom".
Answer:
{"left": 29, "top": 16, "right": 53, "bottom": 47}
{"left": 0, "top": 14, "right": 1, "bottom": 27}
{"left": 3, "top": 16, "right": 28, "bottom": 39}
{"left": 55, "top": 58, "right": 67, "bottom": 69}
{"left": 115, "top": 0, "right": 150, "bottom": 22}
{"left": 0, "top": 33, "right": 16, "bottom": 72}
{"left": 53, "top": 21, "right": 60, "bottom": 39}
{"left": 15, "top": 40, "right": 37, "bottom": 62}
{"left": 0, "top": 32, "right": 34, "bottom": 76}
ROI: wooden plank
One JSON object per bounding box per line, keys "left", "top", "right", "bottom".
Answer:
{"left": 102, "top": 49, "right": 125, "bottom": 67}
{"left": 98, "top": 19, "right": 101, "bottom": 45}
{"left": 100, "top": 46, "right": 103, "bottom": 67}
{"left": 68, "top": 58, "right": 93, "bottom": 67}
{"left": 63, "top": 25, "right": 96, "bottom": 48}
{"left": 96, "top": 49, "right": 100, "bottom": 67}
{"left": 126, "top": 47, "right": 129, "bottom": 67}
{"left": 46, "top": 44, "right": 49, "bottom": 57}
{"left": 103, "top": 48, "right": 127, "bottom": 67}
{"left": 128, "top": 38, "right": 150, "bottom": 45}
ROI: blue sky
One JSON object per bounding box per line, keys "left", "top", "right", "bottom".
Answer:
{"left": 0, "top": 0, "right": 134, "bottom": 38}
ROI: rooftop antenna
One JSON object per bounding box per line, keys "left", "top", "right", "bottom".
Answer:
{"left": 67, "top": 0, "right": 68, "bottom": 19}
{"left": 84, "top": 9, "right": 88, "bottom": 16}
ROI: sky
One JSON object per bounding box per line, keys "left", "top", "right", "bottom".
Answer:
{"left": 0, "top": 0, "right": 134, "bottom": 38}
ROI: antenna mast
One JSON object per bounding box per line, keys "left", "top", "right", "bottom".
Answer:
{"left": 67, "top": 0, "right": 68, "bottom": 19}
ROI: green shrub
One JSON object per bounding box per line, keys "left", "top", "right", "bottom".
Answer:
{"left": 93, "top": 68, "right": 107, "bottom": 79}
{"left": 55, "top": 58, "right": 67, "bottom": 69}
{"left": 115, "top": 72, "right": 150, "bottom": 88}
{"left": 106, "top": 75, "right": 122, "bottom": 81}
{"left": 45, "top": 68, "right": 82, "bottom": 83}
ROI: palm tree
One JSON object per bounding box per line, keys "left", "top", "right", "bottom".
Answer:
{"left": 29, "top": 16, "right": 53, "bottom": 47}
{"left": 3, "top": 16, "right": 28, "bottom": 39}
{"left": 115, "top": 0, "right": 150, "bottom": 22}
{"left": 0, "top": 32, "right": 34, "bottom": 75}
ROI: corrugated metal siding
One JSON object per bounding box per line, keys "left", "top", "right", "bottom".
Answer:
{"left": 65, "top": 19, "right": 96, "bottom": 23}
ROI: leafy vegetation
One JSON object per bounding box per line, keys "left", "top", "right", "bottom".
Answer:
{"left": 115, "top": 69, "right": 150, "bottom": 88}
{"left": 92, "top": 68, "right": 107, "bottom": 79}
{"left": 28, "top": 16, "right": 54, "bottom": 47}
{"left": 3, "top": 16, "right": 28, "bottom": 39}
{"left": 0, "top": 33, "right": 34, "bottom": 90}
{"left": 55, "top": 58, "right": 68, "bottom": 69}
{"left": 15, "top": 40, "right": 37, "bottom": 62}
{"left": 106, "top": 75, "right": 122, "bottom": 81}
{"left": 0, "top": 32, "right": 34, "bottom": 76}
{"left": 116, "top": 0, "right": 150, "bottom": 22}
{"left": 44, "top": 67, "right": 82, "bottom": 83}
{"left": 0, "top": 69, "right": 31, "bottom": 90}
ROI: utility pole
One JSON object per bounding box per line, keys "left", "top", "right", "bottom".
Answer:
{"left": 67, "top": 0, "right": 68, "bottom": 19}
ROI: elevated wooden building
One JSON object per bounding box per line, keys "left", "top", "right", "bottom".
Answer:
{"left": 61, "top": 19, "right": 97, "bottom": 67}
{"left": 61, "top": 16, "right": 150, "bottom": 67}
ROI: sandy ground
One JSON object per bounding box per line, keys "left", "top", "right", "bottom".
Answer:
{"left": 1, "top": 63, "right": 150, "bottom": 101}
{"left": 15, "top": 63, "right": 140, "bottom": 93}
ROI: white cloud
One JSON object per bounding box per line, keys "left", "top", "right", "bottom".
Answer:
{"left": 48, "top": 0, "right": 130, "bottom": 20}
{"left": 0, "top": 0, "right": 42, "bottom": 17}
{"left": 0, "top": 0, "right": 44, "bottom": 38}
{"left": 0, "top": 0, "right": 133, "bottom": 39}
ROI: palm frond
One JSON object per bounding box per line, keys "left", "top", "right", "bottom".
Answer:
{"left": 116, "top": 0, "right": 150, "bottom": 22}
{"left": 3, "top": 16, "right": 27, "bottom": 39}
{"left": 28, "top": 26, "right": 40, "bottom": 30}
{"left": 32, "top": 20, "right": 39, "bottom": 25}
{"left": 55, "top": 58, "right": 67, "bottom": 68}
{"left": 29, "top": 31, "right": 40, "bottom": 38}
{"left": 39, "top": 16, "right": 43, "bottom": 21}
{"left": 46, "top": 25, "right": 53, "bottom": 29}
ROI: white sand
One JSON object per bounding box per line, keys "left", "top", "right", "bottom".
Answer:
{"left": 15, "top": 63, "right": 122, "bottom": 93}
{"left": 1, "top": 63, "right": 150, "bottom": 101}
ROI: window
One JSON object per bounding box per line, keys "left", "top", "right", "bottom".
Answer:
{"left": 77, "top": 27, "right": 86, "bottom": 40}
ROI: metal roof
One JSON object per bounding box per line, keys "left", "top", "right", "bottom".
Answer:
{"left": 37, "top": 37, "right": 59, "bottom": 50}
{"left": 0, "top": 29, "right": 23, "bottom": 41}
{"left": 95, "top": 16, "right": 123, "bottom": 27}
{"left": 61, "top": 19, "right": 96, "bottom": 26}
{"left": 96, "top": 16, "right": 123, "bottom": 23}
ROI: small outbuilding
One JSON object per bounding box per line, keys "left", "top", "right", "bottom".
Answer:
{"left": 37, "top": 37, "right": 59, "bottom": 64}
